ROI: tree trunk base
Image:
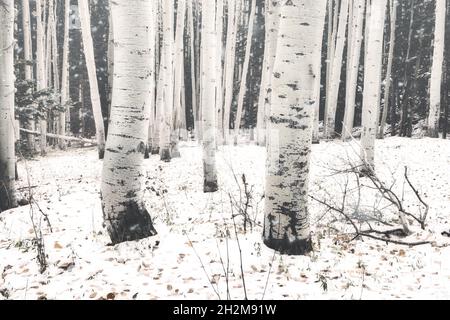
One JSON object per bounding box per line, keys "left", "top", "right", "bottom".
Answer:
{"left": 426, "top": 128, "right": 439, "bottom": 138}
{"left": 144, "top": 145, "right": 151, "bottom": 159}
{"left": 105, "top": 200, "right": 157, "bottom": 245}
{"left": 151, "top": 146, "right": 160, "bottom": 155}
{"left": 263, "top": 237, "right": 313, "bottom": 256}
{"left": 160, "top": 148, "right": 172, "bottom": 162}
{"left": 203, "top": 180, "right": 218, "bottom": 193}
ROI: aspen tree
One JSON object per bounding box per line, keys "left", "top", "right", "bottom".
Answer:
{"left": 264, "top": 0, "right": 327, "bottom": 255}
{"left": 101, "top": 0, "right": 157, "bottom": 244}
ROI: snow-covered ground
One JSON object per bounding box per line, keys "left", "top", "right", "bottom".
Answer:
{"left": 1, "top": 137, "right": 449, "bottom": 300}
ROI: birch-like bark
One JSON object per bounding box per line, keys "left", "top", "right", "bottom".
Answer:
{"left": 312, "top": 5, "right": 328, "bottom": 144}
{"left": 257, "top": 0, "right": 280, "bottom": 146}
{"left": 264, "top": 0, "right": 327, "bottom": 255}
{"left": 101, "top": 0, "right": 157, "bottom": 245}
{"left": 187, "top": 0, "right": 197, "bottom": 137}
{"left": 36, "top": 0, "right": 47, "bottom": 155}
{"left": 427, "top": 0, "right": 447, "bottom": 138}
{"left": 215, "top": 0, "right": 224, "bottom": 145}
{"left": 222, "top": 0, "right": 238, "bottom": 144}
{"left": 256, "top": 0, "right": 271, "bottom": 146}
{"left": 145, "top": 0, "right": 156, "bottom": 158}
{"left": 171, "top": 0, "right": 186, "bottom": 158}
{"left": 59, "top": 0, "right": 70, "bottom": 150}
{"left": 201, "top": 0, "right": 218, "bottom": 193}
{"left": 324, "top": 0, "right": 340, "bottom": 137}
{"left": 360, "top": 0, "right": 387, "bottom": 171}
{"left": 160, "top": 0, "right": 175, "bottom": 161}
{"left": 324, "top": 0, "right": 349, "bottom": 138}
{"left": 0, "top": 0, "right": 17, "bottom": 211}
{"left": 21, "top": 0, "right": 36, "bottom": 151}
{"left": 78, "top": 0, "right": 106, "bottom": 159}
{"left": 378, "top": 0, "right": 397, "bottom": 139}
{"left": 342, "top": 0, "right": 365, "bottom": 140}
{"left": 233, "top": 0, "right": 256, "bottom": 145}
{"left": 107, "top": 6, "right": 114, "bottom": 119}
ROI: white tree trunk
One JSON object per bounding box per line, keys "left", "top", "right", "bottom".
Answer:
{"left": 324, "top": 0, "right": 339, "bottom": 138}
{"left": 171, "top": 0, "right": 186, "bottom": 158}
{"left": 101, "top": 0, "right": 157, "bottom": 244}
{"left": 324, "top": 0, "right": 349, "bottom": 138}
{"left": 427, "top": 0, "right": 447, "bottom": 138}
{"left": 78, "top": 0, "right": 106, "bottom": 159}
{"left": 222, "top": 0, "right": 238, "bottom": 144}
{"left": 312, "top": 6, "right": 328, "bottom": 144}
{"left": 146, "top": 0, "right": 157, "bottom": 157}
{"left": 257, "top": 0, "right": 280, "bottom": 146}
{"left": 360, "top": 0, "right": 387, "bottom": 171}
{"left": 342, "top": 0, "right": 366, "bottom": 140}
{"left": 36, "top": 0, "right": 47, "bottom": 156}
{"left": 21, "top": 0, "right": 36, "bottom": 152}
{"left": 201, "top": 0, "right": 219, "bottom": 193}
{"left": 378, "top": 0, "right": 397, "bottom": 139}
{"left": 160, "top": 0, "right": 175, "bottom": 161}
{"left": 59, "top": 0, "right": 71, "bottom": 150}
{"left": 233, "top": 0, "right": 256, "bottom": 145}
{"left": 0, "top": 0, "right": 17, "bottom": 211}
{"left": 187, "top": 0, "right": 198, "bottom": 137}
{"left": 215, "top": 0, "right": 225, "bottom": 145}
{"left": 264, "top": 0, "right": 327, "bottom": 255}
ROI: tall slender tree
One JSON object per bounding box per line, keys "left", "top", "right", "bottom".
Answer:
{"left": 0, "top": 0, "right": 17, "bottom": 212}
{"left": 101, "top": 0, "right": 157, "bottom": 244}
{"left": 324, "top": 0, "right": 349, "bottom": 138}
{"left": 360, "top": 0, "right": 387, "bottom": 171}
{"left": 427, "top": 0, "right": 447, "bottom": 138}
{"left": 233, "top": 0, "right": 256, "bottom": 145}
{"left": 59, "top": 0, "right": 71, "bottom": 150}
{"left": 263, "top": 0, "right": 327, "bottom": 255}
{"left": 342, "top": 0, "right": 366, "bottom": 140}
{"left": 78, "top": 0, "right": 106, "bottom": 159}
{"left": 201, "top": 0, "right": 219, "bottom": 193}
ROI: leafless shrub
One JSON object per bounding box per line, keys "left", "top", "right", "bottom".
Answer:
{"left": 311, "top": 158, "right": 430, "bottom": 247}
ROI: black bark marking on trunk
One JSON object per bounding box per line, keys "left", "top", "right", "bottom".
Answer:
{"left": 264, "top": 236, "right": 312, "bottom": 256}
{"left": 151, "top": 146, "right": 160, "bottom": 155}
{"left": 203, "top": 179, "right": 218, "bottom": 193}
{"left": 160, "top": 148, "right": 172, "bottom": 162}
{"left": 103, "top": 199, "right": 157, "bottom": 245}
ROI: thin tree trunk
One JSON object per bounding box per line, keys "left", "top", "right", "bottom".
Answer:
{"left": 145, "top": 0, "right": 157, "bottom": 158}
{"left": 0, "top": 0, "right": 17, "bottom": 212}
{"left": 101, "top": 0, "right": 157, "bottom": 245}
{"left": 160, "top": 0, "right": 175, "bottom": 161}
{"left": 222, "top": 0, "right": 238, "bottom": 144}
{"left": 78, "top": 0, "right": 106, "bottom": 159}
{"left": 21, "top": 0, "right": 36, "bottom": 152}
{"left": 171, "top": 0, "right": 186, "bottom": 158}
{"left": 233, "top": 0, "right": 256, "bottom": 145}
{"left": 324, "top": 0, "right": 340, "bottom": 138}
{"left": 215, "top": 0, "right": 224, "bottom": 145}
{"left": 360, "top": 0, "right": 387, "bottom": 171}
{"left": 59, "top": 0, "right": 70, "bottom": 150}
{"left": 378, "top": 0, "right": 397, "bottom": 139}
{"left": 264, "top": 0, "right": 327, "bottom": 255}
{"left": 187, "top": 0, "right": 197, "bottom": 138}
{"left": 342, "top": 0, "right": 365, "bottom": 140}
{"left": 201, "top": 0, "right": 219, "bottom": 193}
{"left": 36, "top": 0, "right": 47, "bottom": 156}
{"left": 427, "top": 0, "right": 447, "bottom": 138}
{"left": 324, "top": 0, "right": 349, "bottom": 138}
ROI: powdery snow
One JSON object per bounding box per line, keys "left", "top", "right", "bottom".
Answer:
{"left": 0, "top": 137, "right": 449, "bottom": 300}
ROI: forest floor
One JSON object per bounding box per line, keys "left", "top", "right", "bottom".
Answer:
{"left": 1, "top": 136, "right": 450, "bottom": 300}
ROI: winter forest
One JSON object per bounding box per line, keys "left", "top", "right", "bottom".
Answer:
{"left": 0, "top": 0, "right": 449, "bottom": 301}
